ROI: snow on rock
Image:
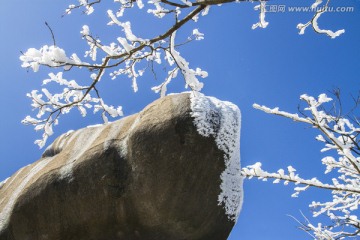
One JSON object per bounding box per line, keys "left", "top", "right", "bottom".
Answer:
{"left": 190, "top": 92, "right": 243, "bottom": 222}
{"left": 0, "top": 178, "right": 9, "bottom": 190}
{"left": 0, "top": 93, "right": 239, "bottom": 239}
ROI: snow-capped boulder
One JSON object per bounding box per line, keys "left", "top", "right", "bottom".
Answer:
{"left": 0, "top": 93, "right": 242, "bottom": 240}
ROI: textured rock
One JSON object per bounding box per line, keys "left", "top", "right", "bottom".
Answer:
{"left": 0, "top": 93, "right": 242, "bottom": 240}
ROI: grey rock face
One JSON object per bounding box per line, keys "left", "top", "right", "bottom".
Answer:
{"left": 0, "top": 93, "right": 242, "bottom": 240}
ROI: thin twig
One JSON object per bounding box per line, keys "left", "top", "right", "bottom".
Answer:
{"left": 45, "top": 22, "right": 56, "bottom": 46}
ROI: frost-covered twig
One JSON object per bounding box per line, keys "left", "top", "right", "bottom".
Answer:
{"left": 21, "top": 4, "right": 207, "bottom": 147}
{"left": 242, "top": 162, "right": 360, "bottom": 196}
{"left": 252, "top": 0, "right": 269, "bottom": 30}
{"left": 297, "top": 0, "right": 345, "bottom": 38}
{"left": 245, "top": 93, "right": 360, "bottom": 238}
{"left": 22, "top": 0, "right": 346, "bottom": 147}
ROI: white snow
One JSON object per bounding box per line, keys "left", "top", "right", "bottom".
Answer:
{"left": 248, "top": 93, "right": 360, "bottom": 237}
{"left": 20, "top": 45, "right": 83, "bottom": 72}
{"left": 0, "top": 178, "right": 9, "bottom": 190}
{"left": 169, "top": 31, "right": 205, "bottom": 92}
{"left": 311, "top": 0, "right": 323, "bottom": 9}
{"left": 312, "top": 11, "right": 345, "bottom": 39}
{"left": 252, "top": 1, "right": 269, "bottom": 30}
{"left": 296, "top": 2, "right": 345, "bottom": 39}
{"left": 107, "top": 11, "right": 146, "bottom": 42}
{"left": 117, "top": 37, "right": 134, "bottom": 53}
{"left": 190, "top": 92, "right": 242, "bottom": 222}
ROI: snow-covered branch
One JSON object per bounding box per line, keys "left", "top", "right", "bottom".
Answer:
{"left": 21, "top": 3, "right": 208, "bottom": 147}
{"left": 245, "top": 93, "right": 360, "bottom": 238}
{"left": 252, "top": 1, "right": 268, "bottom": 30}
{"left": 21, "top": 0, "right": 346, "bottom": 147}
{"left": 242, "top": 162, "right": 360, "bottom": 196}
{"left": 297, "top": 0, "right": 345, "bottom": 38}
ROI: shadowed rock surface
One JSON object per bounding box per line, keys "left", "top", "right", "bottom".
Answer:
{"left": 0, "top": 93, "right": 242, "bottom": 240}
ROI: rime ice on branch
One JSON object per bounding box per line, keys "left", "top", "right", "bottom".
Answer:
{"left": 20, "top": 0, "right": 344, "bottom": 147}
{"left": 297, "top": 0, "right": 345, "bottom": 38}
{"left": 243, "top": 93, "right": 360, "bottom": 239}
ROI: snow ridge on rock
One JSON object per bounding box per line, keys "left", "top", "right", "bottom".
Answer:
{"left": 190, "top": 92, "right": 243, "bottom": 222}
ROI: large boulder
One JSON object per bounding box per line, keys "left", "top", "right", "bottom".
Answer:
{"left": 0, "top": 93, "right": 242, "bottom": 240}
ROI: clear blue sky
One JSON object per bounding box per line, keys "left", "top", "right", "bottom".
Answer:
{"left": 0, "top": 0, "right": 359, "bottom": 239}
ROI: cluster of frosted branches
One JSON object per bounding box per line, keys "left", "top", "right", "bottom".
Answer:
{"left": 242, "top": 93, "right": 360, "bottom": 239}
{"left": 20, "top": 0, "right": 344, "bottom": 147}
{"left": 297, "top": 0, "right": 345, "bottom": 38}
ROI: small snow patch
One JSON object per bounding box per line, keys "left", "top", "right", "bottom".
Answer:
{"left": 190, "top": 92, "right": 243, "bottom": 222}
{"left": 0, "top": 178, "right": 9, "bottom": 190}
{"left": 86, "top": 123, "right": 104, "bottom": 128}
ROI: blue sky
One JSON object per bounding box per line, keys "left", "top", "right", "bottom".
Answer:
{"left": 0, "top": 0, "right": 359, "bottom": 239}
